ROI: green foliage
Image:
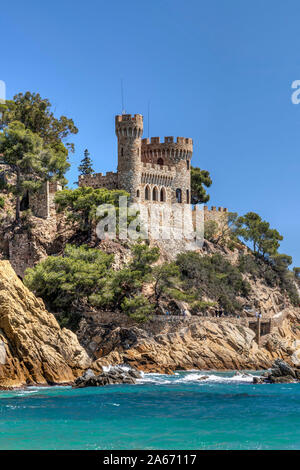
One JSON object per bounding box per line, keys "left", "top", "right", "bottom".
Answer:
{"left": 0, "top": 196, "right": 5, "bottom": 209}
{"left": 91, "top": 242, "right": 160, "bottom": 310}
{"left": 0, "top": 121, "right": 68, "bottom": 221}
{"left": 189, "top": 300, "right": 216, "bottom": 314}
{"left": 294, "top": 267, "right": 300, "bottom": 281}
{"left": 78, "top": 149, "right": 94, "bottom": 175}
{"left": 237, "top": 254, "right": 259, "bottom": 279}
{"left": 121, "top": 295, "right": 154, "bottom": 322}
{"left": 204, "top": 220, "right": 218, "bottom": 241}
{"left": 151, "top": 262, "right": 181, "bottom": 307}
{"left": 235, "top": 212, "right": 283, "bottom": 257}
{"left": 191, "top": 167, "right": 212, "bottom": 204}
{"left": 25, "top": 241, "right": 160, "bottom": 324}
{"left": 55, "top": 186, "right": 129, "bottom": 237}
{"left": 130, "top": 242, "right": 160, "bottom": 278}
{"left": 24, "top": 244, "right": 114, "bottom": 312}
{"left": 0, "top": 91, "right": 78, "bottom": 153}
{"left": 176, "top": 251, "right": 251, "bottom": 313}
{"left": 238, "top": 253, "right": 300, "bottom": 306}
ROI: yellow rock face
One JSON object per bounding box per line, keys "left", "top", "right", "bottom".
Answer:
{"left": 92, "top": 311, "right": 300, "bottom": 374}
{"left": 0, "top": 261, "right": 91, "bottom": 389}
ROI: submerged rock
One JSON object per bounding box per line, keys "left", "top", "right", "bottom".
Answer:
{"left": 0, "top": 261, "right": 91, "bottom": 389}
{"left": 73, "top": 366, "right": 142, "bottom": 388}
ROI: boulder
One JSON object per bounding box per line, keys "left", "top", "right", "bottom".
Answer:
{"left": 273, "top": 359, "right": 296, "bottom": 378}
{"left": 73, "top": 366, "right": 142, "bottom": 388}
{"left": 253, "top": 360, "right": 298, "bottom": 384}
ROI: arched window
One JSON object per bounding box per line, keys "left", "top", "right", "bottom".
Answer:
{"left": 157, "top": 158, "right": 164, "bottom": 166}
{"left": 145, "top": 186, "right": 150, "bottom": 200}
{"left": 187, "top": 160, "right": 190, "bottom": 170}
{"left": 186, "top": 189, "right": 189, "bottom": 203}
{"left": 160, "top": 187, "right": 166, "bottom": 202}
{"left": 176, "top": 188, "right": 182, "bottom": 203}
{"left": 136, "top": 189, "right": 140, "bottom": 198}
{"left": 153, "top": 187, "right": 158, "bottom": 201}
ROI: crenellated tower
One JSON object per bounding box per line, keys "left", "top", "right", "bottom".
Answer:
{"left": 141, "top": 136, "right": 193, "bottom": 203}
{"left": 115, "top": 114, "right": 143, "bottom": 200}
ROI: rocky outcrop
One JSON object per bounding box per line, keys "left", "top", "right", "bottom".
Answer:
{"left": 73, "top": 366, "right": 142, "bottom": 388}
{"left": 253, "top": 359, "right": 300, "bottom": 384}
{"left": 0, "top": 261, "right": 91, "bottom": 389}
{"left": 84, "top": 309, "right": 300, "bottom": 374}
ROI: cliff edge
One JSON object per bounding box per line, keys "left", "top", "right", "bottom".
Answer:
{"left": 0, "top": 261, "right": 91, "bottom": 389}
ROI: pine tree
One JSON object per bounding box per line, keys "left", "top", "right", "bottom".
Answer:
{"left": 78, "top": 149, "right": 94, "bottom": 175}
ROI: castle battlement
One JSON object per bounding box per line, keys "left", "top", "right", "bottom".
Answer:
{"left": 204, "top": 206, "right": 228, "bottom": 212}
{"left": 142, "top": 137, "right": 193, "bottom": 145}
{"left": 141, "top": 136, "right": 193, "bottom": 166}
{"left": 78, "top": 171, "right": 117, "bottom": 179}
{"left": 79, "top": 171, "right": 118, "bottom": 190}
{"left": 115, "top": 114, "right": 143, "bottom": 123}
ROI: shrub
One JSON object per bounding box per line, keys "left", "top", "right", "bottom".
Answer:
{"left": 24, "top": 244, "right": 114, "bottom": 311}
{"left": 121, "top": 295, "right": 154, "bottom": 322}
{"left": 176, "top": 252, "right": 251, "bottom": 314}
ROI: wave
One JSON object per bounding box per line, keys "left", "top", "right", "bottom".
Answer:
{"left": 137, "top": 370, "right": 257, "bottom": 385}
{"left": 102, "top": 364, "right": 131, "bottom": 373}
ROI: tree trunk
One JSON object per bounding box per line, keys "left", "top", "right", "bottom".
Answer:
{"left": 15, "top": 167, "right": 21, "bottom": 223}
{"left": 16, "top": 195, "right": 20, "bottom": 222}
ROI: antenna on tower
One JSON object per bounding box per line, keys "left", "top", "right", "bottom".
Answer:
{"left": 121, "top": 79, "right": 126, "bottom": 114}
{"left": 147, "top": 100, "right": 150, "bottom": 137}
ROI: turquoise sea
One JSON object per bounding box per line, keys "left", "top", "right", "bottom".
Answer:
{"left": 0, "top": 370, "right": 300, "bottom": 450}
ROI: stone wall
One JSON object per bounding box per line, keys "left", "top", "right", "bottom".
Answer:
{"left": 8, "top": 232, "right": 33, "bottom": 278}
{"left": 28, "top": 181, "right": 62, "bottom": 219}
{"left": 203, "top": 206, "right": 228, "bottom": 222}
{"left": 78, "top": 172, "right": 118, "bottom": 190}
{"left": 29, "top": 182, "right": 50, "bottom": 218}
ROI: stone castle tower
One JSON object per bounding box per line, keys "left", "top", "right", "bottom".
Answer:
{"left": 78, "top": 113, "right": 193, "bottom": 205}
{"left": 116, "top": 114, "right": 143, "bottom": 198}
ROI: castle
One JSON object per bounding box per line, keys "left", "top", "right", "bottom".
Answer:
{"left": 2, "top": 112, "right": 228, "bottom": 222}
{"left": 78, "top": 113, "right": 193, "bottom": 206}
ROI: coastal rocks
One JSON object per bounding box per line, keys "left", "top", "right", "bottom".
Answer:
{"left": 253, "top": 360, "right": 300, "bottom": 384}
{"left": 86, "top": 309, "right": 300, "bottom": 374}
{"left": 73, "top": 366, "right": 142, "bottom": 388}
{"left": 0, "top": 261, "right": 91, "bottom": 389}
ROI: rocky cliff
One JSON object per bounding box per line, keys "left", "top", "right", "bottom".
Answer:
{"left": 76, "top": 309, "right": 300, "bottom": 374}
{"left": 0, "top": 261, "right": 91, "bottom": 389}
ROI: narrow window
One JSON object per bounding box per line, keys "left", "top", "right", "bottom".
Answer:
{"left": 137, "top": 189, "right": 140, "bottom": 198}
{"left": 153, "top": 187, "right": 158, "bottom": 201}
{"left": 145, "top": 186, "right": 150, "bottom": 200}
{"left": 176, "top": 188, "right": 182, "bottom": 203}
{"left": 187, "top": 160, "right": 190, "bottom": 170}
{"left": 186, "top": 189, "right": 189, "bottom": 203}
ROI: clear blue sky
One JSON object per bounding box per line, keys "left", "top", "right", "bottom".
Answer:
{"left": 1, "top": 0, "right": 300, "bottom": 266}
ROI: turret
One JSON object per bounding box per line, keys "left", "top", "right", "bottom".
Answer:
{"left": 115, "top": 114, "right": 143, "bottom": 200}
